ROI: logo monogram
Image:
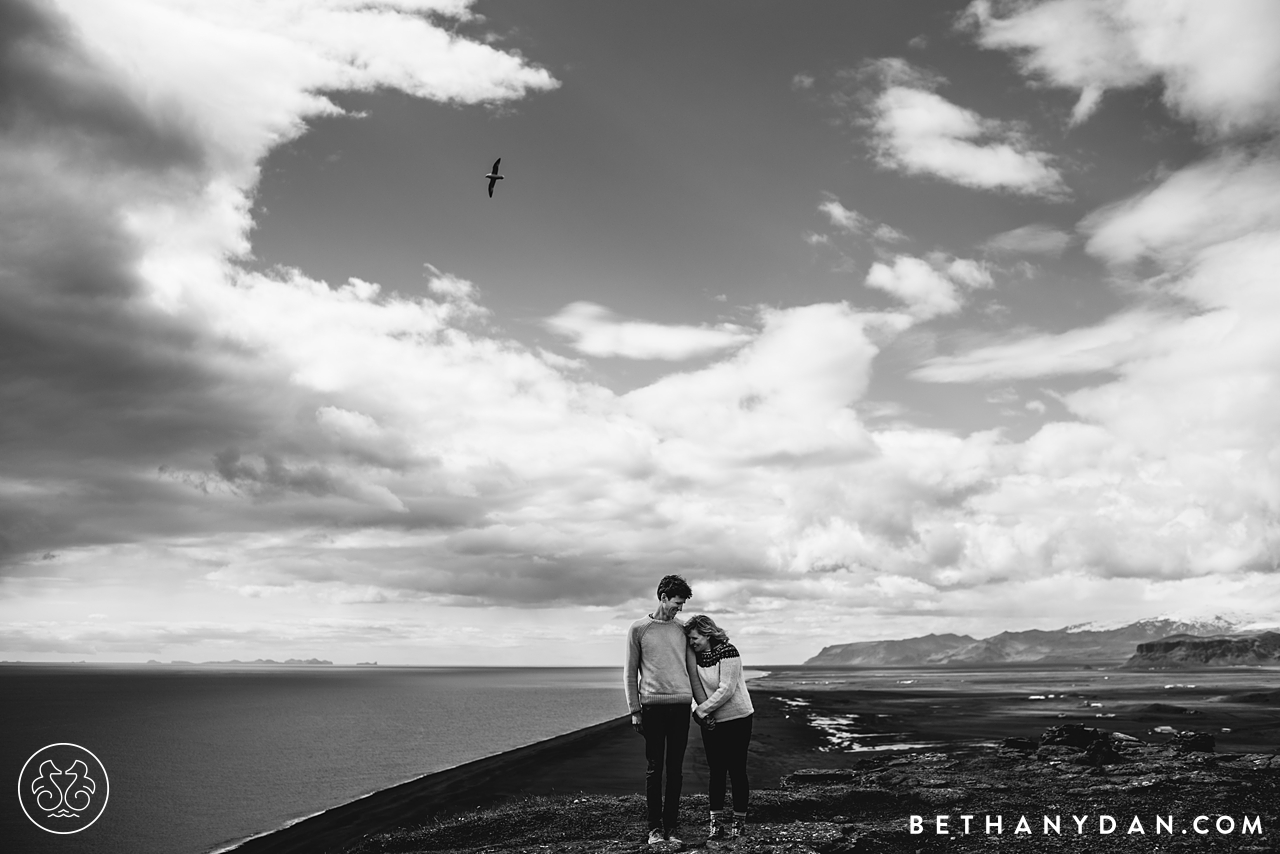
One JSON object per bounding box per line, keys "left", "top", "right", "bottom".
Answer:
{"left": 18, "top": 743, "right": 110, "bottom": 834}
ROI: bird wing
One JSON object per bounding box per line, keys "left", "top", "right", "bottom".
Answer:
{"left": 488, "top": 178, "right": 496, "bottom": 197}
{"left": 492, "top": 158, "right": 502, "bottom": 173}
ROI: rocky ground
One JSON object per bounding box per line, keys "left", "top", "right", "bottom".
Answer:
{"left": 348, "top": 725, "right": 1280, "bottom": 854}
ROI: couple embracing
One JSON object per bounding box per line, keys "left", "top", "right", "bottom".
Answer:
{"left": 623, "top": 574, "right": 755, "bottom": 847}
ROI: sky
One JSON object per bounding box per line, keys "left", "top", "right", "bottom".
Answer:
{"left": 3, "top": 0, "right": 1280, "bottom": 666}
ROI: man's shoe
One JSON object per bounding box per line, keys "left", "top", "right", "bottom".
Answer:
{"left": 647, "top": 828, "right": 666, "bottom": 845}
{"left": 665, "top": 831, "right": 683, "bottom": 845}
{"left": 729, "top": 814, "right": 747, "bottom": 838}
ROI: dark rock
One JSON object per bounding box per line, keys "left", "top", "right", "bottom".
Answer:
{"left": 1040, "top": 723, "right": 1108, "bottom": 748}
{"left": 1002, "top": 736, "right": 1038, "bottom": 751}
{"left": 909, "top": 787, "right": 967, "bottom": 805}
{"left": 1170, "top": 730, "right": 1216, "bottom": 752}
{"left": 1036, "top": 745, "right": 1080, "bottom": 761}
{"left": 1072, "top": 737, "right": 1127, "bottom": 766}
{"left": 840, "top": 829, "right": 914, "bottom": 854}
{"left": 781, "top": 769, "right": 858, "bottom": 787}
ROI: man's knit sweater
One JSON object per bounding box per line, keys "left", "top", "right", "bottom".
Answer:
{"left": 623, "top": 615, "right": 697, "bottom": 714}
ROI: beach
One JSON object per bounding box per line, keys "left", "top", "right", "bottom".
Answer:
{"left": 230, "top": 667, "right": 1280, "bottom": 853}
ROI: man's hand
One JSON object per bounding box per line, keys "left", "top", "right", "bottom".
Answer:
{"left": 631, "top": 712, "right": 644, "bottom": 734}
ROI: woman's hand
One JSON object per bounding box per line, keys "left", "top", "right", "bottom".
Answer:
{"left": 631, "top": 712, "right": 644, "bottom": 734}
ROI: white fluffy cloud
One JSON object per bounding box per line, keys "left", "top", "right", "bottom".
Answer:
{"left": 966, "top": 0, "right": 1280, "bottom": 134}
{"left": 1084, "top": 151, "right": 1280, "bottom": 266}
{"left": 864, "top": 255, "right": 992, "bottom": 319}
{"left": 818, "top": 194, "right": 869, "bottom": 232}
{"left": 864, "top": 60, "right": 1066, "bottom": 197}
{"left": 890, "top": 0, "right": 1280, "bottom": 618}
{"left": 915, "top": 309, "right": 1165, "bottom": 381}
{"left": 6, "top": 0, "right": 1280, "bottom": 663}
{"left": 544, "top": 302, "right": 752, "bottom": 360}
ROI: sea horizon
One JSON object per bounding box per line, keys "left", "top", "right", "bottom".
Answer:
{"left": 2, "top": 664, "right": 631, "bottom": 854}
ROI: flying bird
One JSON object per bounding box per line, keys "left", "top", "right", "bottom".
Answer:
{"left": 485, "top": 158, "right": 504, "bottom": 197}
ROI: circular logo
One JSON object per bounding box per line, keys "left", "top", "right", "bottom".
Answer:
{"left": 18, "top": 743, "right": 110, "bottom": 834}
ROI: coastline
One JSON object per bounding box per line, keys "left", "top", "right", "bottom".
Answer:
{"left": 221, "top": 682, "right": 823, "bottom": 854}
{"left": 219, "top": 667, "right": 1280, "bottom": 854}
{"left": 218, "top": 670, "right": 782, "bottom": 854}
{"left": 224, "top": 713, "right": 636, "bottom": 854}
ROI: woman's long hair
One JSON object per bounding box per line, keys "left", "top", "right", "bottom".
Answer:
{"left": 683, "top": 614, "right": 729, "bottom": 646}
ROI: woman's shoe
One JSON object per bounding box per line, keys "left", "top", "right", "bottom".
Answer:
{"left": 647, "top": 828, "right": 665, "bottom": 845}
{"left": 706, "top": 810, "right": 729, "bottom": 840}
{"left": 729, "top": 813, "right": 747, "bottom": 838}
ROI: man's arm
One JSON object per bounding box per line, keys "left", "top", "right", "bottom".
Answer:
{"left": 686, "top": 644, "right": 708, "bottom": 705}
{"left": 623, "top": 623, "right": 644, "bottom": 733}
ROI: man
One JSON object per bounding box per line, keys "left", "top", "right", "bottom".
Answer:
{"left": 624, "top": 574, "right": 698, "bottom": 846}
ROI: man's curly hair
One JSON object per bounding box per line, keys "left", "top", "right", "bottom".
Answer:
{"left": 656, "top": 574, "right": 692, "bottom": 601}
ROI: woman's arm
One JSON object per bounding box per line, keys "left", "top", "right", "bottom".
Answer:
{"left": 686, "top": 644, "right": 709, "bottom": 705}
{"left": 695, "top": 655, "right": 741, "bottom": 717}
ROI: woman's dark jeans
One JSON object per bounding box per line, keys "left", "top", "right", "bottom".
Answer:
{"left": 700, "top": 713, "right": 752, "bottom": 812}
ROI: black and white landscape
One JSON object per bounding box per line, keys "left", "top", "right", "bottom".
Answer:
{"left": 3, "top": 0, "right": 1280, "bottom": 669}
{"left": 808, "top": 615, "right": 1280, "bottom": 666}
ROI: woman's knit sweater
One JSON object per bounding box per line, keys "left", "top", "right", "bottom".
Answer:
{"left": 692, "top": 642, "right": 754, "bottom": 722}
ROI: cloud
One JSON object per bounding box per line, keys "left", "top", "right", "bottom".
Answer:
{"left": 866, "top": 258, "right": 960, "bottom": 318}
{"left": 909, "top": 227, "right": 1280, "bottom": 593}
{"left": 963, "top": 0, "right": 1152, "bottom": 124}
{"left": 946, "top": 258, "right": 994, "bottom": 289}
{"left": 862, "top": 59, "right": 1067, "bottom": 197}
{"left": 544, "top": 302, "right": 752, "bottom": 360}
{"left": 864, "top": 255, "right": 992, "bottom": 319}
{"left": 6, "top": 0, "right": 1280, "bottom": 662}
{"left": 965, "top": 0, "right": 1280, "bottom": 135}
{"left": 0, "top": 1, "right": 569, "bottom": 577}
{"left": 816, "top": 192, "right": 910, "bottom": 245}
{"left": 982, "top": 223, "right": 1072, "bottom": 257}
{"left": 818, "top": 194, "right": 870, "bottom": 232}
{"left": 792, "top": 73, "right": 815, "bottom": 90}
{"left": 914, "top": 310, "right": 1165, "bottom": 382}
{"left": 1084, "top": 150, "right": 1280, "bottom": 266}
{"left": 873, "top": 223, "right": 910, "bottom": 243}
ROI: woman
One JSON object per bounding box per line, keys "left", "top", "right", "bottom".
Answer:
{"left": 684, "top": 614, "right": 754, "bottom": 841}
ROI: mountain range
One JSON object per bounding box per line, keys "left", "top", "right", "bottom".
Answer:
{"left": 1125, "top": 631, "right": 1280, "bottom": 668}
{"left": 805, "top": 615, "right": 1279, "bottom": 666}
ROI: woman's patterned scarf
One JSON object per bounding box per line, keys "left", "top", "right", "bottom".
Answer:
{"left": 696, "top": 642, "right": 740, "bottom": 668}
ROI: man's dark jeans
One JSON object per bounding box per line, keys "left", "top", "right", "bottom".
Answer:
{"left": 641, "top": 703, "right": 690, "bottom": 833}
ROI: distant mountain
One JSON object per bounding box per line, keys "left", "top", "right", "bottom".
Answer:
{"left": 805, "top": 615, "right": 1270, "bottom": 666}
{"left": 804, "top": 633, "right": 977, "bottom": 666}
{"left": 146, "top": 658, "right": 333, "bottom": 666}
{"left": 1124, "top": 631, "right": 1280, "bottom": 668}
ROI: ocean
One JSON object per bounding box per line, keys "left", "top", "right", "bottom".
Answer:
{"left": 1, "top": 664, "right": 625, "bottom": 854}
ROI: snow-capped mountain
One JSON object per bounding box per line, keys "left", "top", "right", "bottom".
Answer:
{"left": 805, "top": 614, "right": 1279, "bottom": 666}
